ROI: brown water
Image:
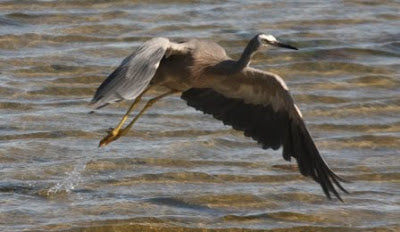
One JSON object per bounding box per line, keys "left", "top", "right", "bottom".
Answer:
{"left": 1, "top": 0, "right": 399, "bottom": 231}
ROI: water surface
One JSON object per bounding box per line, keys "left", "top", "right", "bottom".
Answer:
{"left": 0, "top": 0, "right": 399, "bottom": 231}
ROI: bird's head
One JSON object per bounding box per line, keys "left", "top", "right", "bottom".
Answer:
{"left": 256, "top": 33, "right": 298, "bottom": 50}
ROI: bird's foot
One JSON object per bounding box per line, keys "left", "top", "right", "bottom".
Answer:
{"left": 99, "top": 128, "right": 123, "bottom": 147}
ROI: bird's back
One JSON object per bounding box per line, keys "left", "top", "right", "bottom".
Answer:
{"left": 189, "top": 39, "right": 231, "bottom": 75}
{"left": 151, "top": 38, "right": 231, "bottom": 91}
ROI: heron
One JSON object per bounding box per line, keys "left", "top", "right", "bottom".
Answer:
{"left": 91, "top": 33, "right": 348, "bottom": 200}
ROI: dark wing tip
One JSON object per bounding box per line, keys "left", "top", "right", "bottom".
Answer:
{"left": 89, "top": 100, "right": 108, "bottom": 110}
{"left": 292, "top": 120, "right": 349, "bottom": 201}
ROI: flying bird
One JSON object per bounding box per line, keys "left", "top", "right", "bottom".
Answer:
{"left": 91, "top": 34, "right": 348, "bottom": 200}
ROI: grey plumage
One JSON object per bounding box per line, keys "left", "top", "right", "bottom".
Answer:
{"left": 91, "top": 34, "right": 348, "bottom": 200}
{"left": 91, "top": 38, "right": 170, "bottom": 109}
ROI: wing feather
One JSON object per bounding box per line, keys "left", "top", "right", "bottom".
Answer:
{"left": 181, "top": 67, "right": 347, "bottom": 200}
{"left": 91, "top": 37, "right": 170, "bottom": 109}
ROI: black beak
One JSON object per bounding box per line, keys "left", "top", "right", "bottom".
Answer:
{"left": 271, "top": 41, "right": 298, "bottom": 50}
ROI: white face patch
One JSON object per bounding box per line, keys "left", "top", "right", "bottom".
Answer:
{"left": 258, "top": 34, "right": 277, "bottom": 43}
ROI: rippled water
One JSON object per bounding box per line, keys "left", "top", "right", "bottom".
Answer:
{"left": 1, "top": 0, "right": 399, "bottom": 231}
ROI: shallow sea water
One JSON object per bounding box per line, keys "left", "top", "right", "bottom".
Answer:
{"left": 0, "top": 0, "right": 399, "bottom": 231}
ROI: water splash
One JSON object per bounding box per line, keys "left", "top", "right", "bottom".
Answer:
{"left": 47, "top": 161, "right": 87, "bottom": 196}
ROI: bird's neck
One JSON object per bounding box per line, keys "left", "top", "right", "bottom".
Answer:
{"left": 234, "top": 38, "right": 259, "bottom": 72}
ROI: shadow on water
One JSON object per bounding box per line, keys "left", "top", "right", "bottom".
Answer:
{"left": 146, "top": 196, "right": 220, "bottom": 214}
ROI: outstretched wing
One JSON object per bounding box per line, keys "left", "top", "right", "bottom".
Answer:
{"left": 91, "top": 37, "right": 170, "bottom": 109}
{"left": 181, "top": 67, "right": 347, "bottom": 200}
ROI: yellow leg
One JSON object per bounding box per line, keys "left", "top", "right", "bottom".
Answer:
{"left": 99, "top": 89, "right": 179, "bottom": 147}
{"left": 111, "top": 88, "right": 150, "bottom": 136}
{"left": 98, "top": 87, "right": 150, "bottom": 147}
